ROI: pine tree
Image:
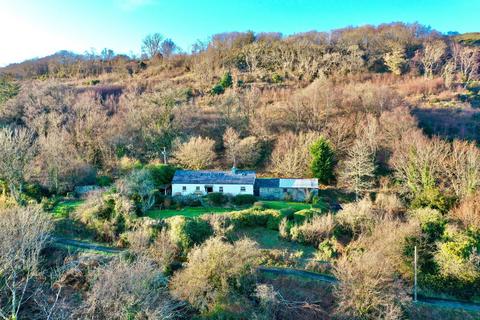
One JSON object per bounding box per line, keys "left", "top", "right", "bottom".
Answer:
{"left": 310, "top": 137, "right": 335, "bottom": 184}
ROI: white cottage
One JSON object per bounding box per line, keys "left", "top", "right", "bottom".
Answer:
{"left": 171, "top": 168, "right": 256, "bottom": 196}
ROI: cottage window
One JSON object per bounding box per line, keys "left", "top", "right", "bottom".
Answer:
{"left": 182, "top": 186, "right": 187, "bottom": 191}
{"left": 240, "top": 186, "right": 246, "bottom": 192}
{"left": 283, "top": 188, "right": 288, "bottom": 193}
{"left": 219, "top": 186, "right": 224, "bottom": 193}
{"left": 196, "top": 186, "right": 200, "bottom": 191}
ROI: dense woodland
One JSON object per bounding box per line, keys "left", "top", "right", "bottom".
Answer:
{"left": 1, "top": 23, "right": 480, "bottom": 319}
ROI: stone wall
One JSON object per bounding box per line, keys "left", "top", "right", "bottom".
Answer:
{"left": 259, "top": 187, "right": 317, "bottom": 201}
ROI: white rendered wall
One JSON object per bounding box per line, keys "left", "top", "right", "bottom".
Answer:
{"left": 172, "top": 183, "right": 253, "bottom": 196}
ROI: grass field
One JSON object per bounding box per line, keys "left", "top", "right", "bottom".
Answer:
{"left": 146, "top": 200, "right": 317, "bottom": 219}
{"left": 233, "top": 227, "right": 316, "bottom": 261}
{"left": 146, "top": 206, "right": 234, "bottom": 219}
{"left": 52, "top": 200, "right": 84, "bottom": 218}
{"left": 52, "top": 197, "right": 324, "bottom": 220}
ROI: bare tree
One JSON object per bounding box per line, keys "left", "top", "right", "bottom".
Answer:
{"left": 446, "top": 140, "right": 480, "bottom": 199}
{"left": 0, "top": 127, "right": 36, "bottom": 202}
{"left": 418, "top": 40, "right": 447, "bottom": 78}
{"left": 0, "top": 206, "right": 53, "bottom": 320}
{"left": 269, "top": 131, "right": 319, "bottom": 177}
{"left": 453, "top": 43, "right": 480, "bottom": 85}
{"left": 142, "top": 33, "right": 164, "bottom": 59}
{"left": 173, "top": 136, "right": 216, "bottom": 170}
{"left": 80, "top": 258, "right": 184, "bottom": 319}
{"left": 339, "top": 139, "right": 376, "bottom": 200}
{"left": 223, "top": 127, "right": 260, "bottom": 168}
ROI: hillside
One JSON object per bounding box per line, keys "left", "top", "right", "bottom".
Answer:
{"left": 1, "top": 22, "right": 480, "bottom": 320}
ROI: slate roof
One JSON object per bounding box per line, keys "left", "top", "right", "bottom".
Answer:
{"left": 279, "top": 178, "right": 318, "bottom": 188}
{"left": 255, "top": 178, "right": 280, "bottom": 188}
{"left": 172, "top": 170, "right": 256, "bottom": 185}
{"left": 256, "top": 178, "right": 318, "bottom": 189}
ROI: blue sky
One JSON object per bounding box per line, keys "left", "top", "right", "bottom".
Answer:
{"left": 0, "top": 0, "right": 479, "bottom": 66}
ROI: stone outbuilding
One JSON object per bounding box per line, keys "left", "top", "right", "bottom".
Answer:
{"left": 255, "top": 178, "right": 318, "bottom": 201}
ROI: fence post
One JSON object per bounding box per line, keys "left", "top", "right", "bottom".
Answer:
{"left": 414, "top": 245, "right": 418, "bottom": 302}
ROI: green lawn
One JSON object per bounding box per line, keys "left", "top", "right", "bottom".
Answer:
{"left": 146, "top": 206, "right": 234, "bottom": 219}
{"left": 146, "top": 200, "right": 318, "bottom": 219}
{"left": 52, "top": 200, "right": 84, "bottom": 218}
{"left": 261, "top": 200, "right": 312, "bottom": 211}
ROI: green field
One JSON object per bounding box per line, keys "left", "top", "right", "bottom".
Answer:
{"left": 146, "top": 206, "right": 234, "bottom": 219}
{"left": 52, "top": 200, "right": 84, "bottom": 218}
{"left": 261, "top": 200, "right": 312, "bottom": 211}
{"left": 146, "top": 200, "right": 317, "bottom": 219}
{"left": 52, "top": 198, "right": 323, "bottom": 220}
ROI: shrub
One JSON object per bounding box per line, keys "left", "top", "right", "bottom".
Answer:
{"left": 229, "top": 208, "right": 282, "bottom": 230}
{"left": 144, "top": 163, "right": 177, "bottom": 187}
{"left": 290, "top": 214, "right": 336, "bottom": 246}
{"left": 96, "top": 175, "right": 112, "bottom": 187}
{"left": 278, "top": 218, "right": 292, "bottom": 240}
{"left": 375, "top": 192, "right": 404, "bottom": 217}
{"left": 75, "top": 192, "right": 137, "bottom": 242}
{"left": 411, "top": 186, "right": 454, "bottom": 214}
{"left": 333, "top": 220, "right": 420, "bottom": 320}
{"left": 293, "top": 208, "right": 322, "bottom": 224}
{"left": 279, "top": 207, "right": 296, "bottom": 220}
{"left": 148, "top": 228, "right": 181, "bottom": 274}
{"left": 116, "top": 169, "right": 157, "bottom": 214}
{"left": 316, "top": 239, "right": 340, "bottom": 261}
{"left": 451, "top": 192, "right": 480, "bottom": 230}
{"left": 434, "top": 227, "right": 480, "bottom": 283}
{"left": 410, "top": 208, "right": 445, "bottom": 241}
{"left": 205, "top": 192, "right": 228, "bottom": 206}
{"left": 167, "top": 216, "right": 213, "bottom": 252}
{"left": 172, "top": 194, "right": 202, "bottom": 207}
{"left": 171, "top": 237, "right": 260, "bottom": 312}
{"left": 219, "top": 71, "right": 233, "bottom": 88}
{"left": 232, "top": 194, "right": 256, "bottom": 206}
{"left": 81, "top": 258, "right": 181, "bottom": 320}
{"left": 271, "top": 73, "right": 283, "bottom": 83}
{"left": 252, "top": 201, "right": 265, "bottom": 209}
{"left": 210, "top": 84, "right": 225, "bottom": 95}
{"left": 335, "top": 198, "right": 376, "bottom": 239}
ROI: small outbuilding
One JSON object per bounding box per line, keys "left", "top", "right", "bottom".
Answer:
{"left": 255, "top": 178, "right": 318, "bottom": 201}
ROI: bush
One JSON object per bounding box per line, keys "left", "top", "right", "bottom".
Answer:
{"left": 144, "top": 163, "right": 177, "bottom": 187}
{"left": 252, "top": 201, "right": 265, "bottom": 209}
{"left": 171, "top": 237, "right": 260, "bottom": 312}
{"left": 172, "top": 194, "right": 202, "bottom": 207}
{"left": 293, "top": 208, "right": 322, "bottom": 224}
{"left": 271, "top": 73, "right": 283, "bottom": 83}
{"left": 290, "top": 214, "right": 335, "bottom": 246}
{"left": 167, "top": 216, "right": 213, "bottom": 252}
{"left": 434, "top": 227, "right": 480, "bottom": 283}
{"left": 219, "top": 71, "right": 233, "bottom": 89}
{"left": 411, "top": 187, "right": 454, "bottom": 214}
{"left": 410, "top": 208, "right": 445, "bottom": 241}
{"left": 278, "top": 218, "right": 292, "bottom": 240}
{"left": 210, "top": 84, "right": 225, "bottom": 95}
{"left": 74, "top": 192, "right": 137, "bottom": 242}
{"left": 96, "top": 175, "right": 113, "bottom": 187}
{"left": 229, "top": 208, "right": 282, "bottom": 230}
{"left": 205, "top": 192, "right": 228, "bottom": 206}
{"left": 232, "top": 194, "right": 256, "bottom": 206}
{"left": 335, "top": 198, "right": 376, "bottom": 239}
{"left": 279, "top": 207, "right": 296, "bottom": 220}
